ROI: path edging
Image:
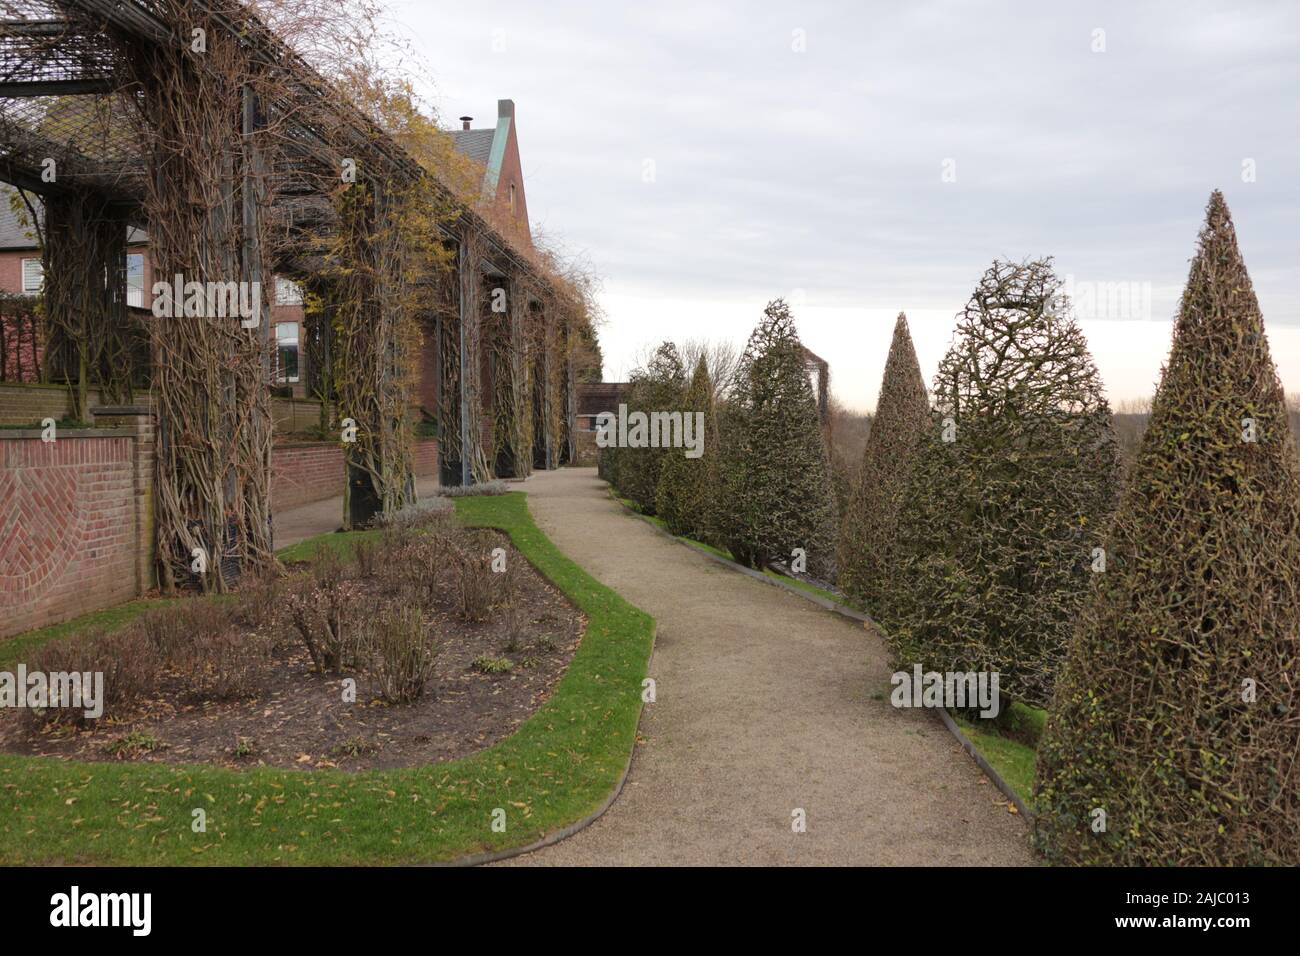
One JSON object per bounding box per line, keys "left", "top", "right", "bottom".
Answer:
{"left": 607, "top": 488, "right": 1033, "bottom": 825}
{"left": 436, "top": 729, "right": 644, "bottom": 866}
{"left": 443, "top": 493, "right": 655, "bottom": 867}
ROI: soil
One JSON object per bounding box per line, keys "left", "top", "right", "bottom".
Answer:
{"left": 0, "top": 531, "right": 585, "bottom": 771}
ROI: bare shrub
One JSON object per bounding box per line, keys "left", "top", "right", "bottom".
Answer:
{"left": 283, "top": 573, "right": 364, "bottom": 674}
{"left": 364, "top": 606, "right": 437, "bottom": 704}
{"left": 354, "top": 537, "right": 381, "bottom": 578}
{"left": 433, "top": 480, "right": 507, "bottom": 498}
{"left": 179, "top": 626, "right": 271, "bottom": 701}
{"left": 23, "top": 627, "right": 161, "bottom": 730}
{"left": 234, "top": 575, "right": 282, "bottom": 629}
{"left": 311, "top": 542, "right": 346, "bottom": 591}
{"left": 499, "top": 564, "right": 525, "bottom": 651}
{"left": 448, "top": 532, "right": 499, "bottom": 622}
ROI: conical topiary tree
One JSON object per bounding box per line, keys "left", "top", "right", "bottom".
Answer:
{"left": 717, "top": 299, "right": 835, "bottom": 573}
{"left": 837, "top": 313, "right": 929, "bottom": 612}
{"left": 617, "top": 341, "right": 687, "bottom": 513}
{"left": 656, "top": 356, "right": 719, "bottom": 538}
{"left": 886, "top": 259, "right": 1119, "bottom": 710}
{"left": 1034, "top": 192, "right": 1300, "bottom": 865}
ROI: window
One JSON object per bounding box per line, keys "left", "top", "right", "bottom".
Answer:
{"left": 509, "top": 183, "right": 516, "bottom": 214}
{"left": 275, "top": 322, "right": 300, "bottom": 384}
{"left": 21, "top": 258, "right": 43, "bottom": 293}
{"left": 275, "top": 276, "right": 303, "bottom": 306}
{"left": 126, "top": 254, "right": 145, "bottom": 308}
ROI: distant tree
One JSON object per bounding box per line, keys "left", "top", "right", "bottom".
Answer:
{"left": 1035, "top": 192, "right": 1300, "bottom": 865}
{"left": 838, "top": 313, "right": 929, "bottom": 613}
{"left": 886, "top": 259, "right": 1119, "bottom": 711}
{"left": 716, "top": 300, "right": 835, "bottom": 574}
{"left": 678, "top": 338, "right": 743, "bottom": 402}
{"left": 656, "top": 356, "right": 718, "bottom": 538}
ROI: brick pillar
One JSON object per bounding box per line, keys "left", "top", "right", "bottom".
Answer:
{"left": 92, "top": 404, "right": 156, "bottom": 595}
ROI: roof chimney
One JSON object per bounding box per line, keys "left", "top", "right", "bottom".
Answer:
{"left": 459, "top": 116, "right": 472, "bottom": 131}
{"left": 498, "top": 99, "right": 515, "bottom": 119}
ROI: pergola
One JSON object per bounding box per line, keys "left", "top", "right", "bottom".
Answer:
{"left": 0, "top": 0, "right": 585, "bottom": 592}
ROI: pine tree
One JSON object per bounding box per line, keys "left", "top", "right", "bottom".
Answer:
{"left": 656, "top": 356, "right": 718, "bottom": 538}
{"left": 886, "top": 259, "right": 1119, "bottom": 710}
{"left": 1034, "top": 192, "right": 1300, "bottom": 865}
{"left": 717, "top": 299, "right": 835, "bottom": 573}
{"left": 837, "top": 313, "right": 929, "bottom": 613}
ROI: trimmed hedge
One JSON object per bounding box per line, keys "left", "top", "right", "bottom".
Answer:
{"left": 1034, "top": 192, "right": 1300, "bottom": 865}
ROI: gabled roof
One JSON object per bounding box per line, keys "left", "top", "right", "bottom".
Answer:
{"left": 448, "top": 100, "right": 516, "bottom": 202}
{"left": 449, "top": 128, "right": 496, "bottom": 168}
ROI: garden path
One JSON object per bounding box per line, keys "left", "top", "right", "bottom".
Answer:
{"left": 501, "top": 467, "right": 1035, "bottom": 865}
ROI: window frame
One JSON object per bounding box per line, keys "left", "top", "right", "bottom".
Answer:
{"left": 20, "top": 257, "right": 43, "bottom": 293}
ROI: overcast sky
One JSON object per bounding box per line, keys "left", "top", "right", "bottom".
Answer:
{"left": 393, "top": 0, "right": 1300, "bottom": 411}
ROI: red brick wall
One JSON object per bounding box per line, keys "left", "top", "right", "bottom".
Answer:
{"left": 414, "top": 438, "right": 438, "bottom": 478}
{"left": 270, "top": 442, "right": 345, "bottom": 512}
{"left": 0, "top": 430, "right": 140, "bottom": 638}
{"left": 0, "top": 249, "right": 35, "bottom": 295}
{"left": 270, "top": 439, "right": 438, "bottom": 510}
{"left": 414, "top": 316, "right": 437, "bottom": 416}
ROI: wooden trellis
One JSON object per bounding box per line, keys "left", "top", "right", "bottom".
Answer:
{"left": 41, "top": 190, "right": 139, "bottom": 414}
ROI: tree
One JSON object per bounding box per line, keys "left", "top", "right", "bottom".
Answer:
{"left": 837, "top": 313, "right": 929, "bottom": 612}
{"left": 716, "top": 300, "right": 835, "bottom": 573}
{"left": 1034, "top": 192, "right": 1300, "bottom": 865}
{"left": 615, "top": 341, "right": 686, "bottom": 513}
{"left": 886, "top": 259, "right": 1119, "bottom": 710}
{"left": 656, "top": 356, "right": 719, "bottom": 538}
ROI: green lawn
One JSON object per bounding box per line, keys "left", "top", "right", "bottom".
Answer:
{"left": 952, "top": 702, "right": 1046, "bottom": 808}
{"left": 0, "top": 492, "right": 655, "bottom": 864}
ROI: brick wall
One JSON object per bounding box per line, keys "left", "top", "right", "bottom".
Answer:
{"left": 270, "top": 442, "right": 345, "bottom": 512}
{"left": 270, "top": 397, "right": 325, "bottom": 434}
{"left": 414, "top": 438, "right": 438, "bottom": 478}
{"left": 0, "top": 382, "right": 101, "bottom": 426}
{"left": 0, "top": 250, "right": 35, "bottom": 296}
{"left": 0, "top": 428, "right": 140, "bottom": 638}
{"left": 573, "top": 429, "right": 598, "bottom": 466}
{"left": 270, "top": 438, "right": 438, "bottom": 510}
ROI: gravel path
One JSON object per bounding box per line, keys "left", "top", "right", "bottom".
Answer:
{"left": 501, "top": 467, "right": 1035, "bottom": 866}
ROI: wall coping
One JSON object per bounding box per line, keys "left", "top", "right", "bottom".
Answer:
{"left": 0, "top": 381, "right": 70, "bottom": 392}
{"left": 92, "top": 405, "right": 152, "bottom": 417}
{"left": 0, "top": 427, "right": 135, "bottom": 440}
{"left": 271, "top": 437, "right": 439, "bottom": 451}
{"left": 273, "top": 439, "right": 340, "bottom": 450}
